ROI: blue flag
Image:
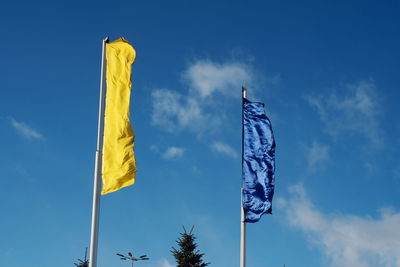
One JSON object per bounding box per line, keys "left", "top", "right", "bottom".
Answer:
{"left": 242, "top": 98, "right": 276, "bottom": 223}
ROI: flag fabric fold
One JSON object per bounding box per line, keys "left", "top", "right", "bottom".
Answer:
{"left": 101, "top": 38, "right": 137, "bottom": 195}
{"left": 242, "top": 98, "right": 276, "bottom": 222}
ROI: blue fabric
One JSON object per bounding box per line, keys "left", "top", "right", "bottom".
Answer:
{"left": 242, "top": 98, "right": 276, "bottom": 223}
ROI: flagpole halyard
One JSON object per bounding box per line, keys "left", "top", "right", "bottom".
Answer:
{"left": 89, "top": 36, "right": 109, "bottom": 267}
{"left": 240, "top": 86, "right": 247, "bottom": 267}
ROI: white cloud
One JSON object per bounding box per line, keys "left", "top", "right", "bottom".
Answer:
{"left": 10, "top": 118, "right": 42, "bottom": 140}
{"left": 306, "top": 80, "right": 382, "bottom": 146}
{"left": 278, "top": 184, "right": 400, "bottom": 267}
{"left": 162, "top": 146, "right": 186, "bottom": 160}
{"left": 158, "top": 258, "right": 175, "bottom": 267}
{"left": 151, "top": 89, "right": 213, "bottom": 134}
{"left": 305, "top": 141, "right": 329, "bottom": 171}
{"left": 210, "top": 141, "right": 239, "bottom": 159}
{"left": 152, "top": 59, "right": 255, "bottom": 135}
{"left": 149, "top": 144, "right": 159, "bottom": 153}
{"left": 183, "top": 60, "right": 253, "bottom": 98}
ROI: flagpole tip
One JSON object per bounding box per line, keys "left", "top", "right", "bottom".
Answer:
{"left": 242, "top": 86, "right": 247, "bottom": 99}
{"left": 103, "top": 36, "right": 109, "bottom": 43}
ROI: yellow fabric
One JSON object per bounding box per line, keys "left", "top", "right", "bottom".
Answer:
{"left": 102, "top": 38, "right": 136, "bottom": 195}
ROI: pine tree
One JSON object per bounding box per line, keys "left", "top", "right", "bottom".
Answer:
{"left": 171, "top": 226, "right": 210, "bottom": 267}
{"left": 74, "top": 248, "right": 88, "bottom": 267}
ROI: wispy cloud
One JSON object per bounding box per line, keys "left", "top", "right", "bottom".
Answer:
{"left": 151, "top": 89, "right": 212, "bottom": 134}
{"left": 158, "top": 258, "right": 175, "bottom": 267}
{"left": 305, "top": 141, "right": 329, "bottom": 171}
{"left": 183, "top": 60, "right": 254, "bottom": 98}
{"left": 152, "top": 59, "right": 254, "bottom": 135}
{"left": 278, "top": 184, "right": 400, "bottom": 267}
{"left": 10, "top": 118, "right": 42, "bottom": 140}
{"left": 162, "top": 146, "right": 186, "bottom": 160}
{"left": 149, "top": 144, "right": 160, "bottom": 153}
{"left": 306, "top": 80, "right": 382, "bottom": 146}
{"left": 210, "top": 141, "right": 239, "bottom": 159}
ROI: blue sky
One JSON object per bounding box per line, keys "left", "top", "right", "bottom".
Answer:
{"left": 1, "top": 1, "right": 400, "bottom": 266}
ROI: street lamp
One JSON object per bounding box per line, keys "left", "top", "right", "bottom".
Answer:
{"left": 116, "top": 252, "right": 150, "bottom": 267}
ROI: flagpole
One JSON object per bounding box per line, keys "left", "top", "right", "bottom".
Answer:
{"left": 89, "top": 36, "right": 109, "bottom": 267}
{"left": 240, "top": 86, "right": 247, "bottom": 267}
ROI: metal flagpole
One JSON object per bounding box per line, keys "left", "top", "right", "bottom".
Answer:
{"left": 240, "top": 189, "right": 246, "bottom": 267}
{"left": 240, "top": 86, "right": 247, "bottom": 267}
{"left": 89, "top": 36, "right": 109, "bottom": 267}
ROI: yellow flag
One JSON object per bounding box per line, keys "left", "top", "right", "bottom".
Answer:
{"left": 101, "top": 38, "right": 136, "bottom": 195}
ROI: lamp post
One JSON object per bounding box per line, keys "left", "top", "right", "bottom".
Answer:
{"left": 116, "top": 252, "right": 149, "bottom": 267}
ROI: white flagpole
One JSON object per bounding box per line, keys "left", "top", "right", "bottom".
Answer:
{"left": 89, "top": 37, "right": 109, "bottom": 267}
{"left": 240, "top": 86, "right": 247, "bottom": 267}
{"left": 240, "top": 189, "right": 246, "bottom": 267}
